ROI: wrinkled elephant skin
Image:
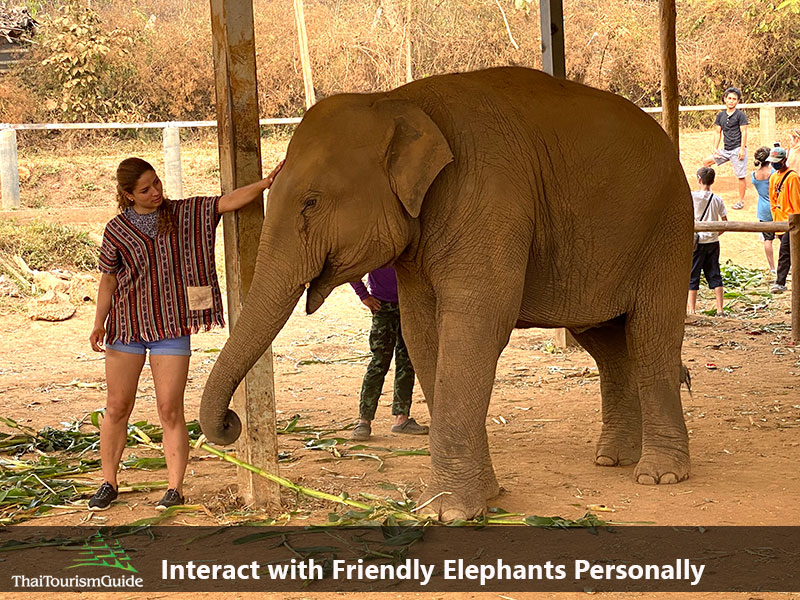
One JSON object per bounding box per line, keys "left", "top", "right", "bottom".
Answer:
{"left": 199, "top": 67, "right": 692, "bottom": 521}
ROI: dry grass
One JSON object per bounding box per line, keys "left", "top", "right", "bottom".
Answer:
{"left": 14, "top": 130, "right": 290, "bottom": 210}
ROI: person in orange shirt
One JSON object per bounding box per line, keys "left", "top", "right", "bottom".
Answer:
{"left": 767, "top": 146, "right": 800, "bottom": 293}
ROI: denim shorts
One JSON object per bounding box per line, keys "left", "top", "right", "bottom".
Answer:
{"left": 759, "top": 219, "right": 775, "bottom": 241}
{"left": 106, "top": 335, "right": 191, "bottom": 356}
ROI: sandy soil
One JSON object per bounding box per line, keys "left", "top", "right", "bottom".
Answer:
{"left": 0, "top": 127, "right": 798, "bottom": 598}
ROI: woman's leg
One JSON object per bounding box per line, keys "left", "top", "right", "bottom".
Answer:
{"left": 764, "top": 238, "right": 775, "bottom": 271}
{"left": 150, "top": 354, "right": 190, "bottom": 493}
{"left": 101, "top": 349, "right": 146, "bottom": 487}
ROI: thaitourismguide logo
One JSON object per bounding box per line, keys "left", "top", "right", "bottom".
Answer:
{"left": 11, "top": 532, "right": 144, "bottom": 589}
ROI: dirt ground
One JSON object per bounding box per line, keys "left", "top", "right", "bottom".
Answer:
{"left": 1, "top": 127, "right": 799, "bottom": 597}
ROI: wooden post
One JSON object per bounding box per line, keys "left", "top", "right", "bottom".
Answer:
{"left": 405, "top": 0, "right": 413, "bottom": 83}
{"left": 760, "top": 104, "right": 776, "bottom": 148}
{"left": 539, "top": 0, "right": 572, "bottom": 347}
{"left": 540, "top": 0, "right": 566, "bottom": 79}
{"left": 293, "top": 0, "right": 315, "bottom": 109}
{"left": 555, "top": 327, "right": 580, "bottom": 349}
{"left": 0, "top": 128, "right": 20, "bottom": 209}
{"left": 162, "top": 126, "right": 183, "bottom": 200}
{"left": 790, "top": 214, "right": 800, "bottom": 343}
{"left": 210, "top": 0, "right": 279, "bottom": 509}
{"left": 658, "top": 0, "right": 680, "bottom": 151}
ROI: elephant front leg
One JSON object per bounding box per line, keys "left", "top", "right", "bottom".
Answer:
{"left": 397, "top": 278, "right": 439, "bottom": 412}
{"left": 416, "top": 311, "right": 511, "bottom": 521}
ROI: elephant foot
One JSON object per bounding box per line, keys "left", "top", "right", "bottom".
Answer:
{"left": 417, "top": 472, "right": 500, "bottom": 522}
{"left": 634, "top": 450, "right": 690, "bottom": 485}
{"left": 594, "top": 427, "right": 641, "bottom": 467}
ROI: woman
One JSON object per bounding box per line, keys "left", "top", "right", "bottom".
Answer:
{"left": 751, "top": 146, "right": 775, "bottom": 272}
{"left": 88, "top": 157, "right": 283, "bottom": 511}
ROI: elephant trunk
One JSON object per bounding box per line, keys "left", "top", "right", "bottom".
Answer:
{"left": 199, "top": 254, "right": 306, "bottom": 445}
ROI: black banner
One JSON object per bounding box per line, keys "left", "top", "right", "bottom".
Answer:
{"left": 0, "top": 526, "right": 798, "bottom": 592}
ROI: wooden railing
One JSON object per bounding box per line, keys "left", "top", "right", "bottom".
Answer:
{"left": 1, "top": 100, "right": 798, "bottom": 209}
{"left": 696, "top": 216, "right": 799, "bottom": 342}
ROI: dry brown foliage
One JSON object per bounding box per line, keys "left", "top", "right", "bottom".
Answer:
{"left": 0, "top": 73, "right": 37, "bottom": 122}
{"left": 2, "top": 0, "right": 797, "bottom": 123}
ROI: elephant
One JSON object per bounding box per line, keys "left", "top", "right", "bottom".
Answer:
{"left": 199, "top": 66, "right": 692, "bottom": 520}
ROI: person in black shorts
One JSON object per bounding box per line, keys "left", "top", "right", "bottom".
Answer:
{"left": 688, "top": 167, "right": 729, "bottom": 316}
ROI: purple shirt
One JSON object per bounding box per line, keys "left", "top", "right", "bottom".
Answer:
{"left": 350, "top": 267, "right": 398, "bottom": 304}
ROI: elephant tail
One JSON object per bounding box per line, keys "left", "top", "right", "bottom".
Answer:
{"left": 680, "top": 363, "right": 692, "bottom": 398}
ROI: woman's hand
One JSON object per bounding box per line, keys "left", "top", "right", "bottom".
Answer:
{"left": 90, "top": 325, "right": 106, "bottom": 352}
{"left": 263, "top": 159, "right": 285, "bottom": 189}
{"left": 217, "top": 159, "right": 286, "bottom": 214}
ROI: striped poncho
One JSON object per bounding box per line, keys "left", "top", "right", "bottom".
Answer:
{"left": 99, "top": 196, "right": 225, "bottom": 344}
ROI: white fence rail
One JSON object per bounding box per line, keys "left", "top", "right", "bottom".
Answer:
{"left": 1, "top": 102, "right": 798, "bottom": 209}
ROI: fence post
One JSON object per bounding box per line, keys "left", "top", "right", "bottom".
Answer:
{"left": 760, "top": 104, "right": 776, "bottom": 148}
{"left": 790, "top": 213, "right": 800, "bottom": 343}
{"left": 163, "top": 126, "right": 183, "bottom": 200}
{"left": 555, "top": 328, "right": 580, "bottom": 349}
{"left": 0, "top": 128, "right": 20, "bottom": 209}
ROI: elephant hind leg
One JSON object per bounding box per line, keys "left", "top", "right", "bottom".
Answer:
{"left": 570, "top": 318, "right": 642, "bottom": 467}
{"left": 625, "top": 304, "right": 690, "bottom": 485}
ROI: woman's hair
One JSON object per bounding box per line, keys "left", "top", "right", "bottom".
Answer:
{"left": 115, "top": 157, "right": 176, "bottom": 234}
{"left": 753, "top": 146, "right": 771, "bottom": 167}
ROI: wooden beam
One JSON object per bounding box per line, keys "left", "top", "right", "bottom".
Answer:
{"left": 540, "top": 0, "right": 565, "bottom": 79}
{"left": 658, "top": 0, "right": 680, "bottom": 151}
{"left": 294, "top": 0, "right": 315, "bottom": 109}
{"left": 695, "top": 221, "right": 789, "bottom": 233}
{"left": 210, "top": 0, "right": 280, "bottom": 510}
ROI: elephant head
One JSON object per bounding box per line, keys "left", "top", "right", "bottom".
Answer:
{"left": 199, "top": 93, "right": 453, "bottom": 445}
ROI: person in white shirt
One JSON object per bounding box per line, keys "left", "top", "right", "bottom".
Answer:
{"left": 688, "top": 167, "right": 728, "bottom": 316}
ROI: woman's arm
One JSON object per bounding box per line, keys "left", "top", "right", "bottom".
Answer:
{"left": 89, "top": 273, "right": 118, "bottom": 352}
{"left": 217, "top": 160, "right": 284, "bottom": 215}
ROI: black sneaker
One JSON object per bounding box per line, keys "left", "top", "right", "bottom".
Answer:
{"left": 88, "top": 482, "right": 118, "bottom": 511}
{"left": 156, "top": 488, "right": 185, "bottom": 511}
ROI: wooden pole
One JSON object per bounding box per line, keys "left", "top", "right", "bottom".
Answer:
{"left": 162, "top": 126, "right": 183, "bottom": 200}
{"left": 658, "top": 0, "right": 680, "bottom": 151}
{"left": 0, "top": 128, "right": 20, "bottom": 209}
{"left": 210, "top": 0, "right": 279, "bottom": 509}
{"left": 293, "top": 0, "right": 315, "bottom": 109}
{"left": 540, "top": 0, "right": 566, "bottom": 79}
{"left": 405, "top": 0, "right": 413, "bottom": 83}
{"left": 539, "top": 0, "right": 573, "bottom": 347}
{"left": 790, "top": 214, "right": 800, "bottom": 343}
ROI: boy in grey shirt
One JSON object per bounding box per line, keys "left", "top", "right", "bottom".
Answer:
{"left": 702, "top": 87, "right": 748, "bottom": 210}
{"left": 688, "top": 167, "right": 728, "bottom": 316}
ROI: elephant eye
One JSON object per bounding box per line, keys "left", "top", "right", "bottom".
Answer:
{"left": 303, "top": 197, "right": 317, "bottom": 210}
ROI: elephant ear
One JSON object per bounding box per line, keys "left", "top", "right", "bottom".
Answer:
{"left": 377, "top": 99, "right": 453, "bottom": 218}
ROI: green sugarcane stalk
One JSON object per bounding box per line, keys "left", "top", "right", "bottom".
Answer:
{"left": 196, "top": 438, "right": 374, "bottom": 511}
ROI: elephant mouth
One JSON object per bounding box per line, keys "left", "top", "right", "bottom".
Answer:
{"left": 306, "top": 259, "right": 336, "bottom": 314}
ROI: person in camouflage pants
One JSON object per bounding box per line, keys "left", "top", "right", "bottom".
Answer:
{"left": 349, "top": 268, "right": 429, "bottom": 441}
{"left": 360, "top": 301, "right": 415, "bottom": 420}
